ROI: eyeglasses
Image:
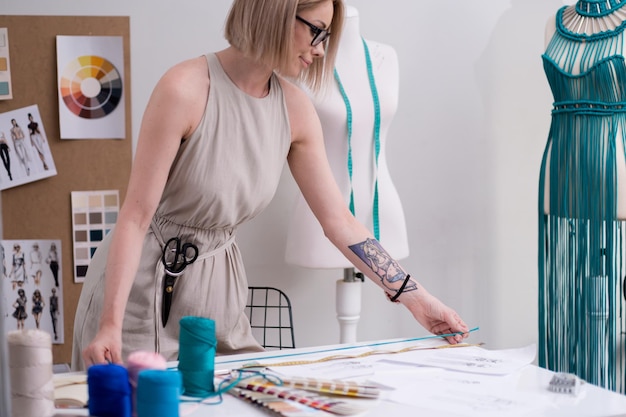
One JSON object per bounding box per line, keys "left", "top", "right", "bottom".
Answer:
{"left": 296, "top": 15, "right": 330, "bottom": 47}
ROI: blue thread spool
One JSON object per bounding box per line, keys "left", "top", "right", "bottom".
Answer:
{"left": 178, "top": 316, "right": 216, "bottom": 397}
{"left": 87, "top": 363, "right": 131, "bottom": 417}
{"left": 136, "top": 369, "right": 182, "bottom": 417}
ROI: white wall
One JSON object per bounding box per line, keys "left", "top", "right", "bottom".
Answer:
{"left": 0, "top": 0, "right": 574, "bottom": 351}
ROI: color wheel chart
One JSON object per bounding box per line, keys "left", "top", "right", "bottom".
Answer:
{"left": 59, "top": 55, "right": 122, "bottom": 119}
{"left": 56, "top": 35, "right": 125, "bottom": 139}
{"left": 71, "top": 190, "right": 119, "bottom": 283}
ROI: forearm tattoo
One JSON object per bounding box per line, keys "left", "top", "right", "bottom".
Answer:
{"left": 349, "top": 238, "right": 417, "bottom": 296}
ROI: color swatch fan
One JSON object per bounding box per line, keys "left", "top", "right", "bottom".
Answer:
{"left": 59, "top": 55, "right": 122, "bottom": 119}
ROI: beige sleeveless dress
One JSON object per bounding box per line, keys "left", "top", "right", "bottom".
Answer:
{"left": 72, "top": 53, "right": 291, "bottom": 370}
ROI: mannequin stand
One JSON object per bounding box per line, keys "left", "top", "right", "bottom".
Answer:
{"left": 336, "top": 268, "right": 364, "bottom": 344}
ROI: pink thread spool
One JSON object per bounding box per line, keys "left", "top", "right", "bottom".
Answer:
{"left": 126, "top": 351, "right": 167, "bottom": 417}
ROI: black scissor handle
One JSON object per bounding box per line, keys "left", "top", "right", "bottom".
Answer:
{"left": 161, "top": 237, "right": 180, "bottom": 268}
{"left": 160, "top": 237, "right": 199, "bottom": 327}
{"left": 180, "top": 242, "right": 198, "bottom": 264}
{"left": 162, "top": 237, "right": 199, "bottom": 274}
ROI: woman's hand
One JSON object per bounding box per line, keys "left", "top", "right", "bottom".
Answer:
{"left": 402, "top": 287, "right": 469, "bottom": 344}
{"left": 82, "top": 324, "right": 123, "bottom": 367}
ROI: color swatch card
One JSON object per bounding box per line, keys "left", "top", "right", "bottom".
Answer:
{"left": 71, "top": 190, "right": 119, "bottom": 282}
{"left": 0, "top": 28, "right": 12, "bottom": 100}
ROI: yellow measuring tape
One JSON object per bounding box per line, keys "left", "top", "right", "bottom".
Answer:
{"left": 239, "top": 342, "right": 484, "bottom": 369}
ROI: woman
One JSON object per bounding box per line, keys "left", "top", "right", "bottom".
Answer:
{"left": 73, "top": 0, "right": 469, "bottom": 370}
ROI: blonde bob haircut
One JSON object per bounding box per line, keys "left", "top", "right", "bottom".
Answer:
{"left": 225, "top": 0, "right": 344, "bottom": 93}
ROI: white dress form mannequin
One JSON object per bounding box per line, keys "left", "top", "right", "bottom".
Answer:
{"left": 285, "top": 5, "right": 409, "bottom": 343}
{"left": 285, "top": 6, "right": 409, "bottom": 267}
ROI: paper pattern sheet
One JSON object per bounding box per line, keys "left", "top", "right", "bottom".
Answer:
{"left": 380, "top": 344, "right": 538, "bottom": 375}
{"left": 261, "top": 341, "right": 544, "bottom": 417}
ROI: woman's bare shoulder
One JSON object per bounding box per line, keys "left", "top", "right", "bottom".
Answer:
{"left": 277, "top": 76, "right": 317, "bottom": 115}
{"left": 277, "top": 76, "right": 319, "bottom": 133}
{"left": 158, "top": 56, "right": 209, "bottom": 93}
{"left": 147, "top": 56, "right": 210, "bottom": 137}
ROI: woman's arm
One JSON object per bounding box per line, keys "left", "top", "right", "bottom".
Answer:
{"left": 82, "top": 57, "right": 210, "bottom": 366}
{"left": 283, "top": 81, "right": 468, "bottom": 342}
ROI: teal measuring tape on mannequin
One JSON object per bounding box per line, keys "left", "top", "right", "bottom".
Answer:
{"left": 334, "top": 37, "right": 381, "bottom": 240}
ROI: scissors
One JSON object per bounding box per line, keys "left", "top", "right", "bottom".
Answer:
{"left": 161, "top": 237, "right": 199, "bottom": 327}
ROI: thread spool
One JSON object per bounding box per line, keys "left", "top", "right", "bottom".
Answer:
{"left": 178, "top": 316, "right": 216, "bottom": 397}
{"left": 7, "top": 329, "right": 54, "bottom": 417}
{"left": 87, "top": 363, "right": 131, "bottom": 417}
{"left": 136, "top": 370, "right": 182, "bottom": 417}
{"left": 126, "top": 351, "right": 167, "bottom": 417}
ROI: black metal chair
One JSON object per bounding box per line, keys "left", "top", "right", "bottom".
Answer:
{"left": 245, "top": 286, "right": 295, "bottom": 350}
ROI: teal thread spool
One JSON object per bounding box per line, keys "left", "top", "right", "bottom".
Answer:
{"left": 136, "top": 369, "right": 182, "bottom": 417}
{"left": 178, "top": 316, "right": 216, "bottom": 397}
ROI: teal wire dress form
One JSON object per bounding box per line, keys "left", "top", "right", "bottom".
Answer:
{"left": 539, "top": 0, "right": 626, "bottom": 393}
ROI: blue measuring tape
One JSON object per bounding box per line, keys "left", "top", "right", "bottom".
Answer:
{"left": 333, "top": 37, "right": 381, "bottom": 240}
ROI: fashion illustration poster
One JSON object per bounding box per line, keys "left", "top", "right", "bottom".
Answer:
{"left": 0, "top": 104, "right": 57, "bottom": 190}
{"left": 1, "top": 239, "right": 64, "bottom": 343}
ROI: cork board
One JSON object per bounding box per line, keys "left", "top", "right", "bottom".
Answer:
{"left": 0, "top": 16, "right": 132, "bottom": 365}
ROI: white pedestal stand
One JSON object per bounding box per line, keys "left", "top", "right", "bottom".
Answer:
{"left": 336, "top": 268, "right": 364, "bottom": 344}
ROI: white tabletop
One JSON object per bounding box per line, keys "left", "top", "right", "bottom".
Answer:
{"left": 53, "top": 338, "right": 626, "bottom": 417}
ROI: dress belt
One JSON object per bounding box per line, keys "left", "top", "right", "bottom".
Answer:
{"left": 552, "top": 100, "right": 626, "bottom": 114}
{"left": 149, "top": 218, "right": 236, "bottom": 261}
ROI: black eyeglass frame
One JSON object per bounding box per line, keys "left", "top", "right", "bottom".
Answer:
{"left": 296, "top": 15, "right": 331, "bottom": 47}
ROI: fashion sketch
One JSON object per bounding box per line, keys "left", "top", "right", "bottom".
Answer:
{"left": 2, "top": 239, "right": 64, "bottom": 339}
{"left": 29, "top": 242, "right": 43, "bottom": 286}
{"left": 47, "top": 242, "right": 59, "bottom": 287}
{"left": 12, "top": 289, "right": 27, "bottom": 330}
{"left": 50, "top": 287, "right": 59, "bottom": 340}
{"left": 0, "top": 105, "right": 58, "bottom": 190}
{"left": 31, "top": 289, "right": 44, "bottom": 329}
{"left": 0, "top": 131, "right": 12, "bottom": 180}
{"left": 10, "top": 118, "right": 30, "bottom": 177}
{"left": 27, "top": 113, "right": 49, "bottom": 171}
{"left": 8, "top": 243, "right": 26, "bottom": 290}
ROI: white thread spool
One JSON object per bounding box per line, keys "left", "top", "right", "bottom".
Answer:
{"left": 7, "top": 330, "right": 55, "bottom": 417}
